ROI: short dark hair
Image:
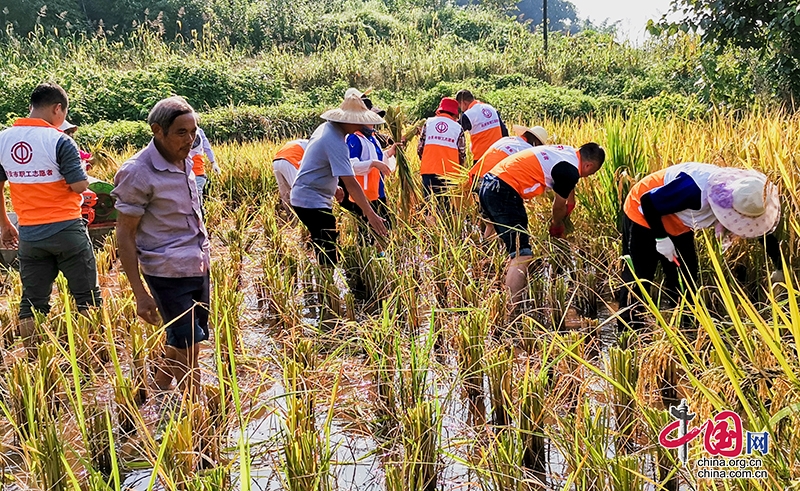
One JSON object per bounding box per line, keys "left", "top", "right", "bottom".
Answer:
{"left": 579, "top": 142, "right": 605, "bottom": 166}
{"left": 147, "top": 96, "right": 195, "bottom": 134}
{"left": 455, "top": 89, "right": 474, "bottom": 103}
{"left": 525, "top": 132, "right": 544, "bottom": 146}
{"left": 30, "top": 83, "right": 69, "bottom": 110}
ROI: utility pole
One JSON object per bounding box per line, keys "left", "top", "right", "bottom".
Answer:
{"left": 543, "top": 0, "right": 548, "bottom": 55}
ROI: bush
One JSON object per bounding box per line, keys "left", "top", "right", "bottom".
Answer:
{"left": 305, "top": 7, "right": 402, "bottom": 46}
{"left": 159, "top": 60, "right": 283, "bottom": 110}
{"left": 408, "top": 81, "right": 464, "bottom": 120}
{"left": 75, "top": 120, "right": 152, "bottom": 150}
{"left": 639, "top": 92, "right": 706, "bottom": 118}
{"left": 66, "top": 69, "right": 174, "bottom": 124}
{"left": 0, "top": 76, "right": 38, "bottom": 123}
{"left": 201, "top": 105, "right": 323, "bottom": 142}
{"left": 488, "top": 84, "right": 600, "bottom": 121}
{"left": 74, "top": 105, "right": 325, "bottom": 150}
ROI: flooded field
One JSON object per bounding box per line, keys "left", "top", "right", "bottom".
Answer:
{"left": 1, "top": 114, "right": 800, "bottom": 490}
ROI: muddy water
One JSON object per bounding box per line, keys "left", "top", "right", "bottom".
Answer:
{"left": 121, "top": 286, "right": 687, "bottom": 491}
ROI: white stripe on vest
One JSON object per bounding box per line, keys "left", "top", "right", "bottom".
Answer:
{"left": 0, "top": 126, "right": 64, "bottom": 184}
{"left": 491, "top": 136, "right": 532, "bottom": 157}
{"left": 424, "top": 117, "right": 461, "bottom": 149}
{"left": 664, "top": 162, "right": 719, "bottom": 230}
{"left": 464, "top": 103, "right": 500, "bottom": 135}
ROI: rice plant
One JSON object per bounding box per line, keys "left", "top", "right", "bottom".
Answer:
{"left": 3, "top": 104, "right": 800, "bottom": 490}
{"left": 486, "top": 344, "right": 514, "bottom": 428}
{"left": 607, "top": 345, "right": 639, "bottom": 453}
{"left": 456, "top": 309, "right": 488, "bottom": 425}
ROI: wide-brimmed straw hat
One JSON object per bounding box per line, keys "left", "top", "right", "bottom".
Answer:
{"left": 344, "top": 87, "right": 373, "bottom": 99}
{"left": 707, "top": 168, "right": 780, "bottom": 238}
{"left": 513, "top": 124, "right": 548, "bottom": 145}
{"left": 60, "top": 120, "right": 78, "bottom": 132}
{"left": 321, "top": 94, "right": 385, "bottom": 125}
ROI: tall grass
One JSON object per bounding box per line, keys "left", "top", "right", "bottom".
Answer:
{"left": 1, "top": 111, "right": 800, "bottom": 490}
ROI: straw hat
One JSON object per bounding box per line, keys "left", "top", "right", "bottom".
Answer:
{"left": 321, "top": 94, "right": 385, "bottom": 125}
{"left": 60, "top": 120, "right": 77, "bottom": 132}
{"left": 344, "top": 88, "right": 363, "bottom": 99}
{"left": 707, "top": 168, "right": 780, "bottom": 238}
{"left": 344, "top": 87, "right": 373, "bottom": 99}
{"left": 513, "top": 124, "right": 548, "bottom": 145}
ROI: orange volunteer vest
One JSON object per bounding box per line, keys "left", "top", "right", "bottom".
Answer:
{"left": 349, "top": 132, "right": 382, "bottom": 202}
{"left": 623, "top": 162, "right": 720, "bottom": 236}
{"left": 0, "top": 118, "right": 83, "bottom": 226}
{"left": 463, "top": 101, "right": 503, "bottom": 160}
{"left": 274, "top": 139, "right": 309, "bottom": 170}
{"left": 491, "top": 145, "right": 581, "bottom": 200}
{"left": 189, "top": 133, "right": 206, "bottom": 176}
{"left": 468, "top": 136, "right": 532, "bottom": 182}
{"left": 420, "top": 116, "right": 462, "bottom": 176}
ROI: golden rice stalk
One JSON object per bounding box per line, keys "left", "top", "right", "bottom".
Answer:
{"left": 384, "top": 105, "right": 421, "bottom": 219}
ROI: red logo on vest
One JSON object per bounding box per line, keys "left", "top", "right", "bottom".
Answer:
{"left": 435, "top": 121, "right": 449, "bottom": 133}
{"left": 11, "top": 142, "right": 33, "bottom": 165}
{"left": 482, "top": 108, "right": 492, "bottom": 119}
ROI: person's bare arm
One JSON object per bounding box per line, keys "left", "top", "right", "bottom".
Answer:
{"left": 417, "top": 125, "right": 427, "bottom": 159}
{"left": 116, "top": 213, "right": 161, "bottom": 324}
{"left": 567, "top": 189, "right": 576, "bottom": 215}
{"left": 551, "top": 194, "right": 569, "bottom": 227}
{"left": 340, "top": 176, "right": 388, "bottom": 236}
{"left": 0, "top": 180, "right": 19, "bottom": 249}
{"left": 69, "top": 180, "right": 89, "bottom": 194}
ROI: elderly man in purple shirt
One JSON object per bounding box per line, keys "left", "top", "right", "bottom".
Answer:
{"left": 112, "top": 96, "right": 210, "bottom": 397}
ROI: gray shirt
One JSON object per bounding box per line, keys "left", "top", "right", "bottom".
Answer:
{"left": 112, "top": 140, "right": 210, "bottom": 278}
{"left": 290, "top": 122, "right": 354, "bottom": 209}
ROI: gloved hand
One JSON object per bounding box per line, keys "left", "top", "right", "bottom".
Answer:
{"left": 771, "top": 270, "right": 785, "bottom": 284}
{"left": 211, "top": 163, "right": 221, "bottom": 175}
{"left": 655, "top": 237, "right": 678, "bottom": 264}
{"left": 549, "top": 223, "right": 565, "bottom": 238}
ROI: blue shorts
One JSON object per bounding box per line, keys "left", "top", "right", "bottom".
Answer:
{"left": 144, "top": 274, "right": 210, "bottom": 349}
{"left": 478, "top": 174, "right": 532, "bottom": 258}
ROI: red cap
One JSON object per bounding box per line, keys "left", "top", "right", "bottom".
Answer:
{"left": 437, "top": 97, "right": 459, "bottom": 117}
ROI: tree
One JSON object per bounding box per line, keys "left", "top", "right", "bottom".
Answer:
{"left": 458, "top": 0, "right": 582, "bottom": 33}
{"left": 1, "top": 0, "right": 209, "bottom": 39}
{"left": 2, "top": 0, "right": 84, "bottom": 35}
{"left": 653, "top": 0, "right": 800, "bottom": 102}
{"left": 515, "top": 0, "right": 579, "bottom": 33}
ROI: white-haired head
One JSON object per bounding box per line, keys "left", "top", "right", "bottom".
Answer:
{"left": 147, "top": 96, "right": 195, "bottom": 134}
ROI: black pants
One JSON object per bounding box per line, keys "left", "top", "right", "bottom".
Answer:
{"left": 616, "top": 215, "right": 698, "bottom": 329}
{"left": 421, "top": 174, "right": 451, "bottom": 210}
{"left": 144, "top": 274, "right": 210, "bottom": 349}
{"left": 18, "top": 220, "right": 102, "bottom": 319}
{"left": 293, "top": 206, "right": 338, "bottom": 266}
{"left": 478, "top": 174, "right": 531, "bottom": 258}
{"left": 340, "top": 196, "right": 391, "bottom": 243}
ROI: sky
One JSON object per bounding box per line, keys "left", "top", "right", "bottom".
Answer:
{"left": 569, "top": 0, "right": 674, "bottom": 44}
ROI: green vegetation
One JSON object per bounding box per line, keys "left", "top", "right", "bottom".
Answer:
{"left": 3, "top": 1, "right": 800, "bottom": 489}
{"left": 0, "top": 0, "right": 771, "bottom": 149}
{"left": 652, "top": 0, "right": 800, "bottom": 103}
{"left": 4, "top": 113, "right": 800, "bottom": 489}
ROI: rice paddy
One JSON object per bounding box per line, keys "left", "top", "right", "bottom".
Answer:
{"left": 1, "top": 112, "right": 800, "bottom": 490}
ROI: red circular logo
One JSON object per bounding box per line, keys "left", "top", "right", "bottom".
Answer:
{"left": 10, "top": 142, "right": 33, "bottom": 165}
{"left": 482, "top": 108, "right": 493, "bottom": 119}
{"left": 435, "top": 121, "right": 449, "bottom": 133}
